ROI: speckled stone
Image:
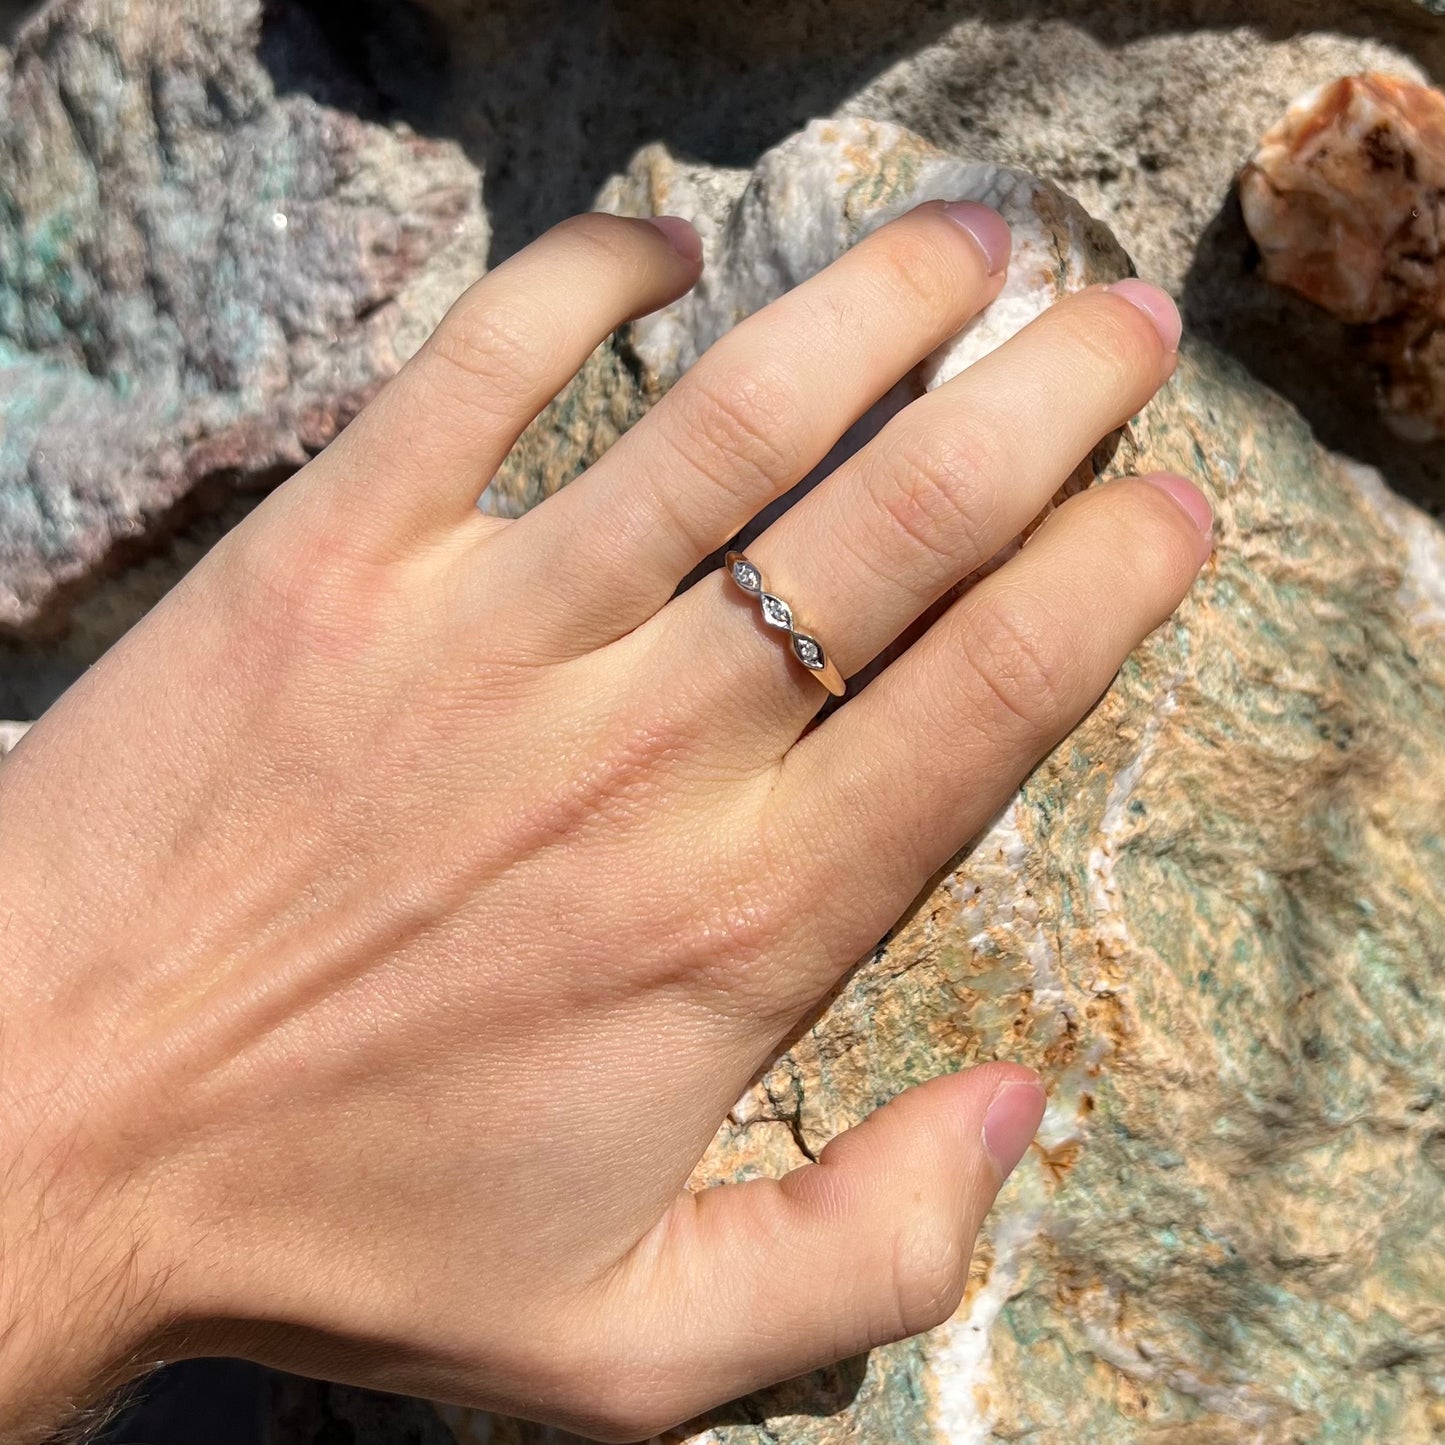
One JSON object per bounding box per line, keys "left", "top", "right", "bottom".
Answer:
{"left": 1242, "top": 72, "right": 1445, "bottom": 442}
{"left": 0, "top": 0, "right": 486, "bottom": 636}
{"left": 457, "top": 119, "right": 1445, "bottom": 1445}
{"left": 414, "top": 0, "right": 1445, "bottom": 514}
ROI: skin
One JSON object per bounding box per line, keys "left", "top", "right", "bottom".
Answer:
{"left": 0, "top": 201, "right": 1210, "bottom": 1442}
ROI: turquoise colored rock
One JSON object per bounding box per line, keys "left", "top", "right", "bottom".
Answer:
{"left": 0, "top": 0, "right": 484, "bottom": 635}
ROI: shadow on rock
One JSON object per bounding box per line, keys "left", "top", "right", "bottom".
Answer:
{"left": 1181, "top": 184, "right": 1445, "bottom": 517}
{"left": 259, "top": 0, "right": 1445, "bottom": 265}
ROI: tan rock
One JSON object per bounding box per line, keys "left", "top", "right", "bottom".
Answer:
{"left": 1242, "top": 73, "right": 1445, "bottom": 441}
{"left": 1241, "top": 73, "right": 1445, "bottom": 325}
{"left": 459, "top": 119, "right": 1445, "bottom": 1444}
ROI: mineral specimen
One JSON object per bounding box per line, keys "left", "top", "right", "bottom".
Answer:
{"left": 1241, "top": 73, "right": 1445, "bottom": 439}
{"left": 1241, "top": 73, "right": 1445, "bottom": 324}
{"left": 0, "top": 0, "right": 487, "bottom": 636}
{"left": 449, "top": 119, "right": 1445, "bottom": 1444}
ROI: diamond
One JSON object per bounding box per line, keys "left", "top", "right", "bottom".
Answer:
{"left": 730, "top": 558, "right": 762, "bottom": 593}
{"left": 760, "top": 592, "right": 793, "bottom": 630}
{"left": 792, "top": 633, "right": 824, "bottom": 669}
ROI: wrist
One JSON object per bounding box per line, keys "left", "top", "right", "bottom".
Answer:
{"left": 0, "top": 1061, "right": 175, "bottom": 1443}
{"left": 0, "top": 934, "right": 174, "bottom": 1439}
{"left": 0, "top": 1182, "right": 162, "bottom": 1443}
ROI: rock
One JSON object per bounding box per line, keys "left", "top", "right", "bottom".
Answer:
{"left": 403, "top": 0, "right": 1445, "bottom": 514}
{"left": 1241, "top": 73, "right": 1445, "bottom": 326}
{"left": 1241, "top": 72, "right": 1445, "bottom": 441}
{"left": 2, "top": 4, "right": 1443, "bottom": 1438}
{"left": 488, "top": 120, "right": 1128, "bottom": 572}
{"left": 458, "top": 119, "right": 1445, "bottom": 1444}
{"left": 0, "top": 0, "right": 486, "bottom": 636}
{"left": 7, "top": 0, "right": 1445, "bottom": 705}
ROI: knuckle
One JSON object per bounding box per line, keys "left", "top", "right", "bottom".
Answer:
{"left": 963, "top": 588, "right": 1077, "bottom": 738}
{"left": 1068, "top": 481, "right": 1203, "bottom": 597}
{"left": 887, "top": 1208, "right": 970, "bottom": 1342}
{"left": 694, "top": 871, "right": 796, "bottom": 992}
{"left": 679, "top": 814, "right": 807, "bottom": 1019}
{"left": 222, "top": 526, "right": 337, "bottom": 631}
{"left": 1066, "top": 289, "right": 1167, "bottom": 387}
{"left": 864, "top": 223, "right": 971, "bottom": 317}
{"left": 878, "top": 426, "right": 1002, "bottom": 567}
{"left": 1119, "top": 481, "right": 1211, "bottom": 585}
{"left": 550, "top": 210, "right": 645, "bottom": 271}
{"left": 426, "top": 294, "right": 539, "bottom": 407}
{"left": 675, "top": 358, "right": 806, "bottom": 492}
{"left": 216, "top": 504, "right": 389, "bottom": 665}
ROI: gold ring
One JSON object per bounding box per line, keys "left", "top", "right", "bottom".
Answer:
{"left": 724, "top": 550, "right": 845, "bottom": 698}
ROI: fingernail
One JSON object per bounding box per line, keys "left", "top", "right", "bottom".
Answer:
{"left": 1105, "top": 277, "right": 1182, "bottom": 352}
{"left": 942, "top": 200, "right": 1011, "bottom": 277}
{"left": 1141, "top": 472, "right": 1214, "bottom": 543}
{"left": 982, "top": 1078, "right": 1047, "bottom": 1180}
{"left": 647, "top": 215, "right": 703, "bottom": 264}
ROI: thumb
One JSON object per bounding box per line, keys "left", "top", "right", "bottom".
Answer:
{"left": 594, "top": 1062, "right": 1046, "bottom": 1437}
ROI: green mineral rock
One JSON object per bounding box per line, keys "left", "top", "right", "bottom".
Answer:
{"left": 0, "top": 0, "right": 485, "bottom": 636}
{"left": 456, "top": 120, "right": 1445, "bottom": 1444}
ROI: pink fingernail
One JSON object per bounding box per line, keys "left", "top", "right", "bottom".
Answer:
{"left": 982, "top": 1078, "right": 1047, "bottom": 1179}
{"left": 942, "top": 200, "right": 1011, "bottom": 276}
{"left": 647, "top": 215, "right": 703, "bottom": 263}
{"left": 1141, "top": 472, "right": 1214, "bottom": 542}
{"left": 1105, "top": 278, "right": 1182, "bottom": 352}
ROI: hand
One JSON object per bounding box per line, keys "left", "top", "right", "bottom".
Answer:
{"left": 0, "top": 202, "right": 1208, "bottom": 1442}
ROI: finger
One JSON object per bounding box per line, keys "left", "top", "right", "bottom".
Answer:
{"left": 504, "top": 201, "right": 1013, "bottom": 650}
{"left": 307, "top": 211, "right": 703, "bottom": 543}
{"left": 756, "top": 280, "right": 1178, "bottom": 684}
{"left": 659, "top": 279, "right": 1181, "bottom": 742}
{"left": 583, "top": 1063, "right": 1045, "bottom": 1438}
{"left": 775, "top": 473, "right": 1213, "bottom": 911}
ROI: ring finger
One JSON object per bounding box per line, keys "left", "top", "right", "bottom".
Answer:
{"left": 663, "top": 278, "right": 1182, "bottom": 742}
{"left": 502, "top": 200, "right": 1014, "bottom": 650}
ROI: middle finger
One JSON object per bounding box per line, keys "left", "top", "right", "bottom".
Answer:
{"left": 664, "top": 278, "right": 1181, "bottom": 740}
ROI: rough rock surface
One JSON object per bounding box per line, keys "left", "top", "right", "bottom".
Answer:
{"left": 0, "top": 3, "right": 1443, "bottom": 1442}
{"left": 1242, "top": 73, "right": 1445, "bottom": 441}
{"left": 0, "top": 0, "right": 486, "bottom": 635}
{"left": 1242, "top": 73, "right": 1445, "bottom": 326}
{"left": 7, "top": 0, "right": 1445, "bottom": 714}
{"left": 457, "top": 119, "right": 1445, "bottom": 1444}
{"left": 404, "top": 0, "right": 1445, "bottom": 513}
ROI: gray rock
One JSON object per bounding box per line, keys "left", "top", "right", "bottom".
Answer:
{"left": 412, "top": 0, "right": 1445, "bottom": 510}
{"left": 0, "top": 0, "right": 486, "bottom": 636}
{"left": 6, "top": 0, "right": 1445, "bottom": 696}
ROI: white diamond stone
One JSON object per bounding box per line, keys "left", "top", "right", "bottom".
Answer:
{"left": 732, "top": 559, "right": 761, "bottom": 592}
{"left": 793, "top": 634, "right": 823, "bottom": 668}
{"left": 760, "top": 593, "right": 793, "bottom": 630}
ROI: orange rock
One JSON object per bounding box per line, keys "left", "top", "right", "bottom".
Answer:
{"left": 1241, "top": 73, "right": 1445, "bottom": 325}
